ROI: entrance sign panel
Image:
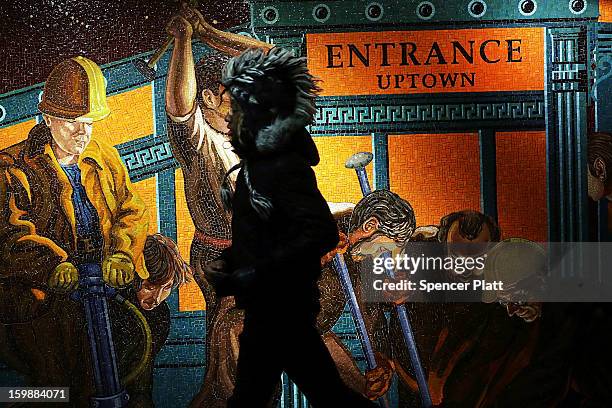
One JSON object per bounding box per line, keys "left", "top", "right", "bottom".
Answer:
{"left": 307, "top": 28, "right": 545, "bottom": 96}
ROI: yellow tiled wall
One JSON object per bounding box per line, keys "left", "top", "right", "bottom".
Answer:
{"left": 175, "top": 168, "right": 205, "bottom": 312}
{"left": 94, "top": 85, "right": 154, "bottom": 146}
{"left": 388, "top": 133, "right": 482, "bottom": 226}
{"left": 131, "top": 176, "right": 159, "bottom": 235}
{"left": 313, "top": 136, "right": 373, "bottom": 204}
{"left": 0, "top": 119, "right": 37, "bottom": 149}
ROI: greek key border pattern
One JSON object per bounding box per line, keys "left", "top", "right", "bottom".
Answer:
{"left": 314, "top": 100, "right": 545, "bottom": 127}
{"left": 121, "top": 142, "right": 173, "bottom": 171}
{"left": 116, "top": 134, "right": 178, "bottom": 182}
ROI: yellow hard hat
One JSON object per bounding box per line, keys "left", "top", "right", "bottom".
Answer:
{"left": 38, "top": 56, "right": 110, "bottom": 122}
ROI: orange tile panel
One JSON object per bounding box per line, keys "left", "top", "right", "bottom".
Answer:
{"left": 131, "top": 176, "right": 159, "bottom": 235}
{"left": 175, "top": 168, "right": 205, "bottom": 312}
{"left": 93, "top": 85, "right": 154, "bottom": 146}
{"left": 388, "top": 133, "right": 481, "bottom": 226}
{"left": 496, "top": 131, "right": 548, "bottom": 241}
{"left": 600, "top": 0, "right": 612, "bottom": 21}
{"left": 0, "top": 119, "right": 37, "bottom": 150}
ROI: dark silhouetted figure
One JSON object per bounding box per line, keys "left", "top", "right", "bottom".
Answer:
{"left": 203, "top": 47, "right": 377, "bottom": 408}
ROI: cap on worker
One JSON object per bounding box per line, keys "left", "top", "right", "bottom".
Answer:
{"left": 38, "top": 56, "right": 110, "bottom": 122}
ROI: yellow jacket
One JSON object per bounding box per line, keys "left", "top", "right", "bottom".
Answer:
{"left": 0, "top": 123, "right": 149, "bottom": 284}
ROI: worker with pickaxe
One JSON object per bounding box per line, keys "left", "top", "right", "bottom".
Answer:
{"left": 160, "top": 3, "right": 393, "bottom": 406}
{"left": 159, "top": 3, "right": 274, "bottom": 406}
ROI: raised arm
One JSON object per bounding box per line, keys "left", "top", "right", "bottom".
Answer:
{"left": 190, "top": 7, "right": 274, "bottom": 56}
{"left": 165, "top": 4, "right": 272, "bottom": 119}
{"left": 165, "top": 9, "right": 197, "bottom": 119}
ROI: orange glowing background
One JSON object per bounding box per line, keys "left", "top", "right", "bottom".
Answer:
{"left": 313, "top": 136, "right": 373, "bottom": 204}
{"left": 307, "top": 28, "right": 545, "bottom": 96}
{"left": 0, "top": 119, "right": 36, "bottom": 148}
{"left": 387, "top": 132, "right": 548, "bottom": 241}
{"left": 388, "top": 133, "right": 481, "bottom": 226}
{"left": 600, "top": 0, "right": 612, "bottom": 21}
{"left": 496, "top": 131, "right": 548, "bottom": 241}
{"left": 175, "top": 168, "right": 206, "bottom": 312}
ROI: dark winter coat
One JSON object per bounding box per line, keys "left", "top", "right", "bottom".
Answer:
{"left": 218, "top": 129, "right": 339, "bottom": 315}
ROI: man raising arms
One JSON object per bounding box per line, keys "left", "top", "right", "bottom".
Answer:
{"left": 164, "top": 5, "right": 273, "bottom": 406}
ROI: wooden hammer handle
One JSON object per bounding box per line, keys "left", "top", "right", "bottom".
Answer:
{"left": 148, "top": 36, "right": 174, "bottom": 68}
{"left": 193, "top": 21, "right": 274, "bottom": 57}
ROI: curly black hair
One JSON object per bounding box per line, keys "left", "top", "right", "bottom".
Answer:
{"left": 195, "top": 51, "right": 231, "bottom": 106}
{"left": 221, "top": 47, "right": 321, "bottom": 142}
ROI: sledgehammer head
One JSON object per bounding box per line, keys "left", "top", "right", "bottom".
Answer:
{"left": 345, "top": 152, "right": 373, "bottom": 170}
{"left": 133, "top": 58, "right": 156, "bottom": 82}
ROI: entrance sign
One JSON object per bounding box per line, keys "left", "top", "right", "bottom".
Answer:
{"left": 307, "top": 28, "right": 545, "bottom": 96}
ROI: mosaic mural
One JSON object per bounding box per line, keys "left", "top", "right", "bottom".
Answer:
{"left": 1, "top": 0, "right": 612, "bottom": 407}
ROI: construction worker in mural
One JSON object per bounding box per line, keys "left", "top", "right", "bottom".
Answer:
{"left": 0, "top": 231, "right": 192, "bottom": 407}
{"left": 439, "top": 213, "right": 612, "bottom": 407}
{"left": 346, "top": 190, "right": 437, "bottom": 405}
{"left": 164, "top": 4, "right": 273, "bottom": 406}
{"left": 137, "top": 234, "right": 193, "bottom": 312}
{"left": 0, "top": 56, "right": 153, "bottom": 405}
{"left": 165, "top": 5, "right": 371, "bottom": 407}
{"left": 347, "top": 199, "right": 545, "bottom": 407}
{"left": 122, "top": 233, "right": 193, "bottom": 406}
{"left": 431, "top": 212, "right": 544, "bottom": 407}
{"left": 200, "top": 45, "right": 377, "bottom": 408}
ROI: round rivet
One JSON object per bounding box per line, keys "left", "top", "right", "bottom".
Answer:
{"left": 518, "top": 0, "right": 537, "bottom": 17}
{"left": 313, "top": 4, "right": 331, "bottom": 22}
{"left": 261, "top": 6, "right": 279, "bottom": 25}
{"left": 569, "top": 0, "right": 587, "bottom": 15}
{"left": 416, "top": 1, "right": 436, "bottom": 20}
{"left": 468, "top": 0, "right": 487, "bottom": 18}
{"left": 365, "top": 2, "right": 384, "bottom": 21}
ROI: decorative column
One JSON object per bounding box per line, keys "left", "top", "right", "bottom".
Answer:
{"left": 151, "top": 70, "right": 178, "bottom": 243}
{"left": 546, "top": 27, "right": 589, "bottom": 242}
